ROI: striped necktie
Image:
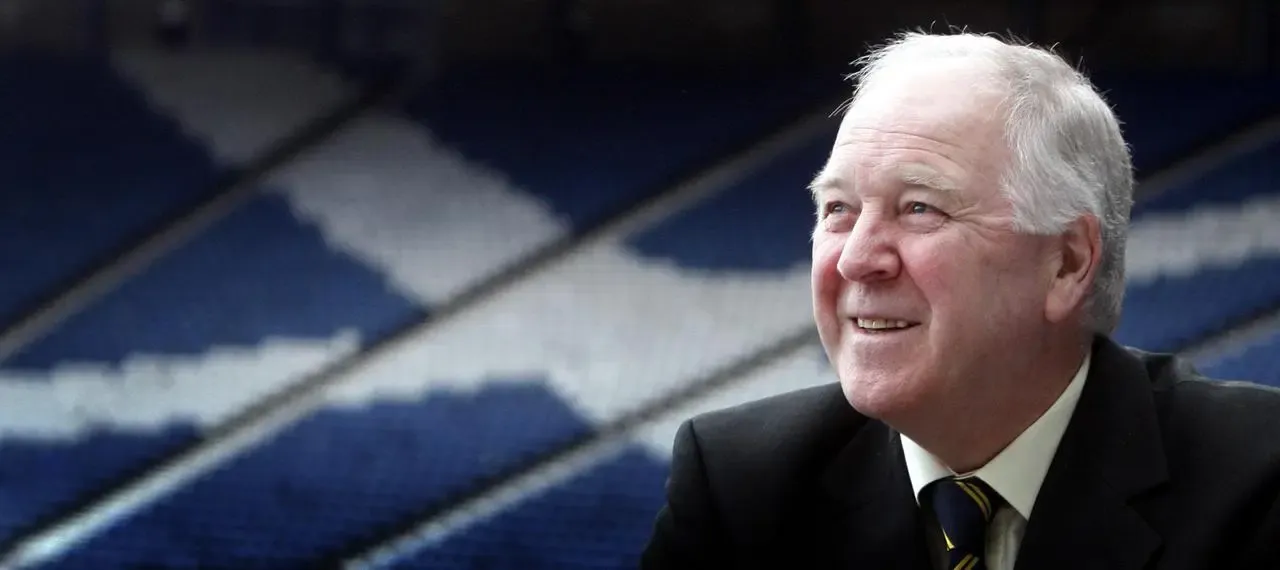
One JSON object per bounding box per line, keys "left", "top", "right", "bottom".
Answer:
{"left": 925, "top": 476, "right": 1003, "bottom": 570}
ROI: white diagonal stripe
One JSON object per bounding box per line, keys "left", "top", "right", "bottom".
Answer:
{"left": 1126, "top": 192, "right": 1280, "bottom": 284}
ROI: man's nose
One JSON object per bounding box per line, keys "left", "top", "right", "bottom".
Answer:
{"left": 836, "top": 215, "right": 901, "bottom": 283}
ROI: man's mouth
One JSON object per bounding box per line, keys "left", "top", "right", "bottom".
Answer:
{"left": 853, "top": 317, "right": 920, "bottom": 331}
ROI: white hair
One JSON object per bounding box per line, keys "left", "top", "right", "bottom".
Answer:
{"left": 843, "top": 31, "right": 1135, "bottom": 333}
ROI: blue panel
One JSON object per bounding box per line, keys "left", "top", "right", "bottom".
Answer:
{"left": 200, "top": 0, "right": 409, "bottom": 84}
{"left": 6, "top": 193, "right": 423, "bottom": 370}
{"left": 1134, "top": 137, "right": 1280, "bottom": 217}
{"left": 0, "top": 53, "right": 222, "bottom": 326}
{"left": 0, "top": 426, "right": 197, "bottom": 546}
{"left": 1115, "top": 256, "right": 1280, "bottom": 353}
{"left": 399, "top": 447, "right": 667, "bottom": 570}
{"left": 1114, "top": 136, "right": 1280, "bottom": 352}
{"left": 47, "top": 381, "right": 592, "bottom": 569}
{"left": 405, "top": 66, "right": 840, "bottom": 228}
{"left": 1096, "top": 74, "right": 1280, "bottom": 176}
{"left": 624, "top": 133, "right": 833, "bottom": 271}
{"left": 1198, "top": 328, "right": 1280, "bottom": 389}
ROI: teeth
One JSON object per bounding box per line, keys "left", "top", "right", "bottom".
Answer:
{"left": 857, "top": 318, "right": 911, "bottom": 330}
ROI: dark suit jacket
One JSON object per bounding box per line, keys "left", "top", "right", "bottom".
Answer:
{"left": 641, "top": 336, "right": 1280, "bottom": 570}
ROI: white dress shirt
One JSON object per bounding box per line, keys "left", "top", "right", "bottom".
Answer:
{"left": 900, "top": 352, "right": 1091, "bottom": 570}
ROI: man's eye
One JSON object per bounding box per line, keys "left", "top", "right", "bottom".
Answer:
{"left": 825, "top": 202, "right": 849, "bottom": 216}
{"left": 906, "top": 202, "right": 935, "bottom": 215}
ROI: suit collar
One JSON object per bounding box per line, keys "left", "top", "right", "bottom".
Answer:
{"left": 821, "top": 417, "right": 934, "bottom": 570}
{"left": 822, "top": 411, "right": 897, "bottom": 507}
{"left": 1012, "top": 335, "right": 1168, "bottom": 570}
{"left": 819, "top": 335, "right": 1167, "bottom": 570}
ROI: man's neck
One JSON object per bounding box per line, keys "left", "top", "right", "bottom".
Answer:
{"left": 902, "top": 337, "right": 1091, "bottom": 474}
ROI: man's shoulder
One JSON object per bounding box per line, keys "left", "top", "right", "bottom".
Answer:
{"left": 1154, "top": 357, "right": 1280, "bottom": 431}
{"left": 683, "top": 382, "right": 869, "bottom": 470}
{"left": 671, "top": 382, "right": 871, "bottom": 530}
{"left": 1135, "top": 346, "right": 1280, "bottom": 460}
{"left": 690, "top": 381, "right": 856, "bottom": 434}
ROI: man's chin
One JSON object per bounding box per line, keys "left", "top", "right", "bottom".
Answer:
{"left": 839, "top": 375, "right": 930, "bottom": 422}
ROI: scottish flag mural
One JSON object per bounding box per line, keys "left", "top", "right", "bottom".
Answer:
{"left": 2, "top": 37, "right": 1280, "bottom": 570}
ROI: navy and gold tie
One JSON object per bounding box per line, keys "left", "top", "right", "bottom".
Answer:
{"left": 925, "top": 477, "right": 1003, "bottom": 570}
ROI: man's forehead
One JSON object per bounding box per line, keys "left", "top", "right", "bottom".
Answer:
{"left": 838, "top": 93, "right": 1002, "bottom": 144}
{"left": 840, "top": 60, "right": 1006, "bottom": 133}
{"left": 818, "top": 77, "right": 1008, "bottom": 199}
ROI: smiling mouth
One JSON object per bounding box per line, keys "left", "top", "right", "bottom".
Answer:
{"left": 852, "top": 318, "right": 920, "bottom": 332}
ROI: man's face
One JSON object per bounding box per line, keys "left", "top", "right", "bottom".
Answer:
{"left": 811, "top": 63, "right": 1057, "bottom": 424}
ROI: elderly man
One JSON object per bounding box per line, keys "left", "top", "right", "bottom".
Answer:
{"left": 641, "top": 32, "right": 1280, "bottom": 570}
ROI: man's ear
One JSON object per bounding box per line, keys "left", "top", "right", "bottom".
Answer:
{"left": 1045, "top": 214, "right": 1102, "bottom": 324}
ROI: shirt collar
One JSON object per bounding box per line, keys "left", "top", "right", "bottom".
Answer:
{"left": 900, "top": 351, "right": 1091, "bottom": 519}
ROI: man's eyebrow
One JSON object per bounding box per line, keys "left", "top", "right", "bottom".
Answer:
{"left": 808, "top": 162, "right": 960, "bottom": 203}
{"left": 807, "top": 171, "right": 843, "bottom": 201}
{"left": 897, "top": 162, "right": 960, "bottom": 192}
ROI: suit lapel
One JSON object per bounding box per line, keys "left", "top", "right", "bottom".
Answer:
{"left": 1014, "top": 336, "right": 1168, "bottom": 570}
{"left": 821, "top": 419, "right": 935, "bottom": 570}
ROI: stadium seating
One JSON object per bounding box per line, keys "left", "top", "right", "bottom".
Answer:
{"left": 42, "top": 382, "right": 594, "bottom": 569}
{"left": 107, "top": 48, "right": 352, "bottom": 164}
{"left": 1198, "top": 327, "right": 1280, "bottom": 389}
{"left": 402, "top": 64, "right": 836, "bottom": 227}
{"left": 1114, "top": 137, "right": 1280, "bottom": 352}
{"left": 27, "top": 77, "right": 836, "bottom": 570}
{"left": 625, "top": 133, "right": 834, "bottom": 270}
{"left": 0, "top": 51, "right": 222, "bottom": 326}
{"left": 9, "top": 195, "right": 422, "bottom": 367}
{"left": 4, "top": 44, "right": 1280, "bottom": 569}
{"left": 0, "top": 50, "right": 837, "bottom": 563}
{"left": 0, "top": 49, "right": 405, "bottom": 548}
{"left": 1094, "top": 73, "right": 1280, "bottom": 175}
{"left": 197, "top": 0, "right": 412, "bottom": 83}
{"left": 387, "top": 344, "right": 835, "bottom": 569}
{"left": 402, "top": 447, "right": 670, "bottom": 570}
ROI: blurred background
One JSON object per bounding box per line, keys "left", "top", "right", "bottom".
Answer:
{"left": 0, "top": 0, "right": 1278, "bottom": 568}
